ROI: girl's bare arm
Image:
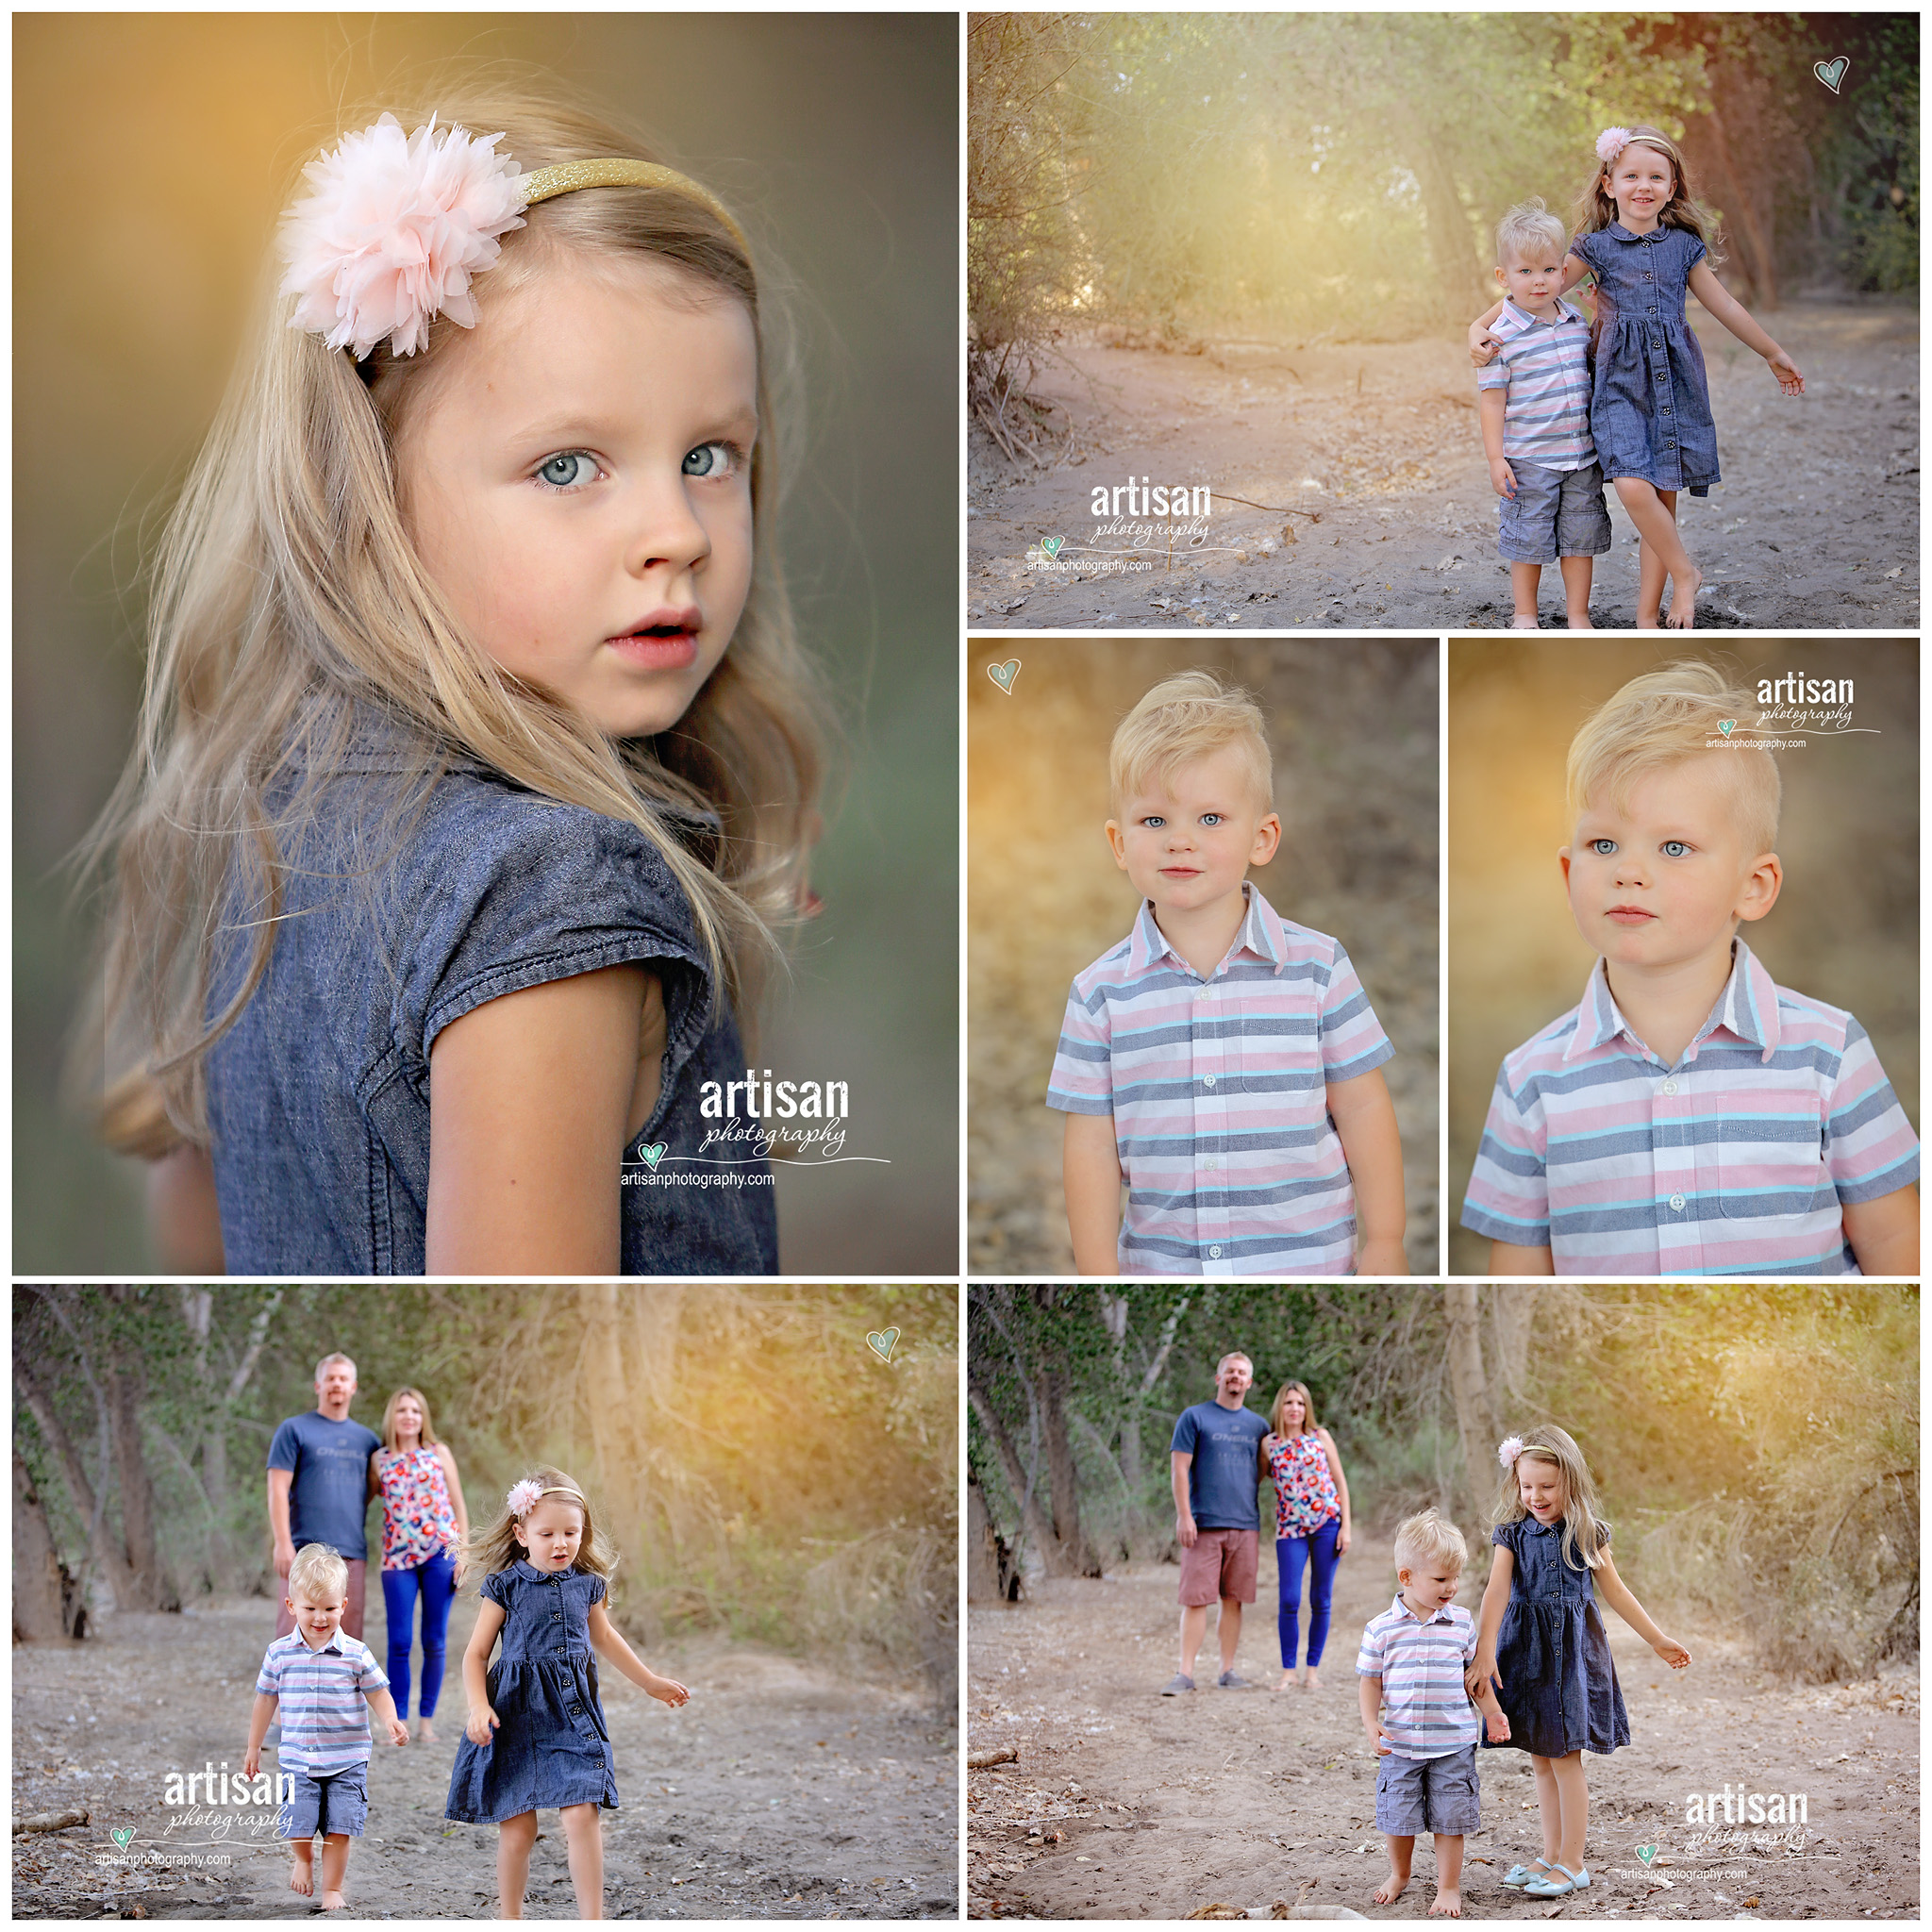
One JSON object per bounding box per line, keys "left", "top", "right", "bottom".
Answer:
{"left": 1464, "top": 1546, "right": 1514, "bottom": 1693}
{"left": 425, "top": 964, "right": 653, "bottom": 1274}
{"left": 146, "top": 1145, "right": 226, "bottom": 1274}
{"left": 1686, "top": 262, "right": 1803, "bottom": 391}
{"left": 588, "top": 1602, "right": 690, "bottom": 1704}
{"left": 461, "top": 1601, "right": 507, "bottom": 1719}
{"left": 1592, "top": 1552, "right": 1690, "bottom": 1666}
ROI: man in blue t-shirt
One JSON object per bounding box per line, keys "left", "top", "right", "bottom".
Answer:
{"left": 1164, "top": 1351, "right": 1271, "bottom": 1694}
{"left": 266, "top": 1353, "right": 381, "bottom": 1641}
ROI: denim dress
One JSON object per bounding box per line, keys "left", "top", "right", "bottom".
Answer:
{"left": 204, "top": 731, "right": 777, "bottom": 1276}
{"left": 445, "top": 1563, "right": 618, "bottom": 1822}
{"left": 1480, "top": 1516, "right": 1629, "bottom": 1758}
{"left": 1571, "top": 223, "right": 1720, "bottom": 496}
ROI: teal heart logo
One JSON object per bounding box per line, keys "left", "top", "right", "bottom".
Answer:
{"left": 637, "top": 1143, "right": 666, "bottom": 1170}
{"left": 1636, "top": 1843, "right": 1658, "bottom": 1866}
{"left": 1717, "top": 719, "right": 1736, "bottom": 736}
{"left": 1813, "top": 56, "right": 1849, "bottom": 93}
{"left": 111, "top": 1828, "right": 135, "bottom": 1851}
{"left": 988, "top": 658, "right": 1021, "bottom": 694}
{"left": 865, "top": 1326, "right": 900, "bottom": 1362}
{"left": 1041, "top": 535, "right": 1065, "bottom": 558}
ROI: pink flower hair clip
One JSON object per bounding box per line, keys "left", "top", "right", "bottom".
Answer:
{"left": 277, "top": 112, "right": 755, "bottom": 362}
{"left": 1497, "top": 1435, "right": 1525, "bottom": 1470}
{"left": 1596, "top": 126, "right": 1633, "bottom": 166}
{"left": 505, "top": 1478, "right": 544, "bottom": 1519}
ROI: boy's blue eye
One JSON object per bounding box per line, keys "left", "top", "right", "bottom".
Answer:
{"left": 1661, "top": 841, "right": 1689, "bottom": 858}
{"left": 1201, "top": 813, "right": 1223, "bottom": 826}
{"left": 1591, "top": 839, "right": 1617, "bottom": 856}
{"left": 682, "top": 441, "right": 739, "bottom": 478}
{"left": 1142, "top": 814, "right": 1165, "bottom": 828}
{"left": 537, "top": 452, "right": 598, "bottom": 490}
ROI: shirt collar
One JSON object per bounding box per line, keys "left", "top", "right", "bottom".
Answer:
{"left": 1565, "top": 940, "right": 1780, "bottom": 1064}
{"left": 1602, "top": 221, "right": 1666, "bottom": 243}
{"left": 1493, "top": 295, "right": 1586, "bottom": 338}
{"left": 288, "top": 1629, "right": 347, "bottom": 1657}
{"left": 1390, "top": 1591, "right": 1457, "bottom": 1626}
{"left": 1126, "top": 880, "right": 1288, "bottom": 979}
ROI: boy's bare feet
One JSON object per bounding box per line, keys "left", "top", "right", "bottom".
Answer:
{"left": 1665, "top": 566, "right": 1702, "bottom": 628}
{"left": 1373, "top": 1869, "right": 1411, "bottom": 1906}
{"left": 1566, "top": 611, "right": 1595, "bottom": 629}
{"left": 289, "top": 1849, "right": 315, "bottom": 1898}
{"left": 1510, "top": 613, "right": 1541, "bottom": 630}
{"left": 321, "top": 1892, "right": 349, "bottom": 1911}
{"left": 1429, "top": 1886, "right": 1464, "bottom": 1918}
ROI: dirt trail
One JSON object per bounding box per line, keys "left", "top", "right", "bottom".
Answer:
{"left": 13, "top": 1591, "right": 958, "bottom": 1921}
{"left": 968, "top": 302, "right": 1918, "bottom": 631}
{"left": 967, "top": 1556, "right": 1918, "bottom": 1920}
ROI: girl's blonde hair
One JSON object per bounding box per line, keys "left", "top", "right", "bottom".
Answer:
{"left": 465, "top": 1464, "right": 616, "bottom": 1582}
{"left": 1109, "top": 671, "right": 1273, "bottom": 815}
{"left": 80, "top": 75, "right": 827, "bottom": 1154}
{"left": 1268, "top": 1379, "right": 1319, "bottom": 1437}
{"left": 1567, "top": 658, "right": 1780, "bottom": 856}
{"left": 380, "top": 1386, "right": 441, "bottom": 1454}
{"left": 1574, "top": 125, "right": 1725, "bottom": 265}
{"left": 1493, "top": 1424, "right": 1611, "bottom": 1573}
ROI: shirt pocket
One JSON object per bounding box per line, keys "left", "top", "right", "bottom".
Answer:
{"left": 1717, "top": 1090, "right": 1833, "bottom": 1220}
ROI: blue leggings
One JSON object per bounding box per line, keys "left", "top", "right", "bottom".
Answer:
{"left": 379, "top": 1551, "right": 457, "bottom": 1720}
{"left": 1276, "top": 1521, "right": 1341, "bottom": 1668}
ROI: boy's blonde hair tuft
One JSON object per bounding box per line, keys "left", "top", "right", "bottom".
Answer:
{"left": 79, "top": 73, "right": 829, "bottom": 1155}
{"left": 1492, "top": 1424, "right": 1611, "bottom": 1573}
{"left": 288, "top": 1542, "right": 350, "bottom": 1602}
{"left": 1393, "top": 1507, "right": 1466, "bottom": 1574}
{"left": 1567, "top": 658, "right": 1780, "bottom": 855}
{"left": 1109, "top": 671, "right": 1273, "bottom": 814}
{"left": 1496, "top": 198, "right": 1568, "bottom": 266}
{"left": 464, "top": 1463, "right": 616, "bottom": 1585}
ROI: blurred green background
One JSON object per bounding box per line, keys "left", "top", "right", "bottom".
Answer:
{"left": 1448, "top": 639, "right": 1919, "bottom": 1275}
{"left": 968, "top": 639, "right": 1440, "bottom": 1275}
{"left": 14, "top": 13, "right": 958, "bottom": 1273}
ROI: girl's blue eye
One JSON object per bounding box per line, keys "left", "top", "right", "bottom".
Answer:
{"left": 1591, "top": 839, "right": 1617, "bottom": 856}
{"left": 1662, "top": 841, "right": 1689, "bottom": 858}
{"left": 682, "top": 441, "right": 738, "bottom": 478}
{"left": 537, "top": 452, "right": 597, "bottom": 490}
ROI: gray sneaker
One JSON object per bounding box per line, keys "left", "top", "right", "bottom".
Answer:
{"left": 1216, "top": 1670, "right": 1257, "bottom": 1690}
{"left": 1159, "top": 1674, "right": 1196, "bottom": 1695}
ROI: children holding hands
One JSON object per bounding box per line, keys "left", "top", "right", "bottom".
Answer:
{"left": 245, "top": 1542, "right": 408, "bottom": 1910}
{"left": 1049, "top": 673, "right": 1407, "bottom": 1278}
{"left": 1356, "top": 1509, "right": 1508, "bottom": 1919}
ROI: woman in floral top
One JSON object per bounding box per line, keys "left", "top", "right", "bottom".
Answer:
{"left": 1263, "top": 1380, "right": 1352, "bottom": 1691}
{"left": 370, "top": 1388, "right": 470, "bottom": 1740}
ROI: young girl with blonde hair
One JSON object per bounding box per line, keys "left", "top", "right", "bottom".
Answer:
{"left": 1467, "top": 1425, "right": 1690, "bottom": 1899}
{"left": 81, "top": 79, "right": 826, "bottom": 1275}
{"left": 447, "top": 1467, "right": 689, "bottom": 1919}
{"left": 1472, "top": 124, "right": 1805, "bottom": 629}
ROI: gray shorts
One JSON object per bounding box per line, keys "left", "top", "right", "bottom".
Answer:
{"left": 1375, "top": 1742, "right": 1480, "bottom": 1836}
{"left": 1497, "top": 458, "right": 1612, "bottom": 564}
{"left": 279, "top": 1763, "right": 369, "bottom": 1840}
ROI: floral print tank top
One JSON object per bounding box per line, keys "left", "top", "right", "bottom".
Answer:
{"left": 1268, "top": 1428, "right": 1340, "bottom": 1538}
{"left": 375, "top": 1445, "right": 458, "bottom": 1570}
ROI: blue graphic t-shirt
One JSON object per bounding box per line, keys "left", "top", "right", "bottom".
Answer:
{"left": 267, "top": 1411, "right": 382, "bottom": 1561}
{"left": 1170, "top": 1401, "right": 1270, "bottom": 1530}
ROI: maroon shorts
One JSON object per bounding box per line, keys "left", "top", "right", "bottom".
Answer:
{"left": 1177, "top": 1528, "right": 1258, "bottom": 1607}
{"left": 275, "top": 1556, "right": 368, "bottom": 1642}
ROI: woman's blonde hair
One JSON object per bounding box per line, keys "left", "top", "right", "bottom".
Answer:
{"left": 1493, "top": 1424, "right": 1611, "bottom": 1574}
{"left": 1574, "top": 125, "right": 1724, "bottom": 264}
{"left": 79, "top": 74, "right": 828, "bottom": 1154}
{"left": 465, "top": 1464, "right": 616, "bottom": 1583}
{"left": 1109, "top": 671, "right": 1273, "bottom": 815}
{"left": 1268, "top": 1380, "right": 1319, "bottom": 1437}
{"left": 380, "top": 1386, "right": 442, "bottom": 1454}
{"left": 1567, "top": 658, "right": 1779, "bottom": 856}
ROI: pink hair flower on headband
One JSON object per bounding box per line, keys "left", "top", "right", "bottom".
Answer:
{"left": 1497, "top": 1435, "right": 1525, "bottom": 1470}
{"left": 1596, "top": 125, "right": 1633, "bottom": 165}
{"left": 278, "top": 113, "right": 529, "bottom": 359}
{"left": 505, "top": 1478, "right": 544, "bottom": 1519}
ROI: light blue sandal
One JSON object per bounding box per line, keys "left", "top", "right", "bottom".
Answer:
{"left": 1501, "top": 1859, "right": 1554, "bottom": 1889}
{"left": 1524, "top": 1863, "right": 1590, "bottom": 1898}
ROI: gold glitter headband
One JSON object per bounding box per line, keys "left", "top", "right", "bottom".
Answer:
{"left": 522, "top": 158, "right": 750, "bottom": 255}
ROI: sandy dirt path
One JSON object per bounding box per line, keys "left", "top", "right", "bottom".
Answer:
{"left": 968, "top": 301, "right": 1918, "bottom": 631}
{"left": 967, "top": 1555, "right": 1918, "bottom": 1921}
{"left": 13, "top": 1591, "right": 958, "bottom": 1921}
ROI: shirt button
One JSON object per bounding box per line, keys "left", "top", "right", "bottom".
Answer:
{"left": 1204, "top": 1156, "right": 1219, "bottom": 1170}
{"left": 1204, "top": 1074, "right": 1216, "bottom": 1088}
{"left": 1208, "top": 1245, "right": 1223, "bottom": 1258}
{"left": 1669, "top": 1193, "right": 1687, "bottom": 1211}
{"left": 1661, "top": 1078, "right": 1678, "bottom": 1095}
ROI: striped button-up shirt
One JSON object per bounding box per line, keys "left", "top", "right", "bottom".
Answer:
{"left": 1047, "top": 883, "right": 1394, "bottom": 1276}
{"left": 1357, "top": 1596, "right": 1479, "bottom": 1759}
{"left": 1461, "top": 941, "right": 1919, "bottom": 1275}
{"left": 1476, "top": 297, "right": 1595, "bottom": 469}
{"left": 255, "top": 1629, "right": 389, "bottom": 1774}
